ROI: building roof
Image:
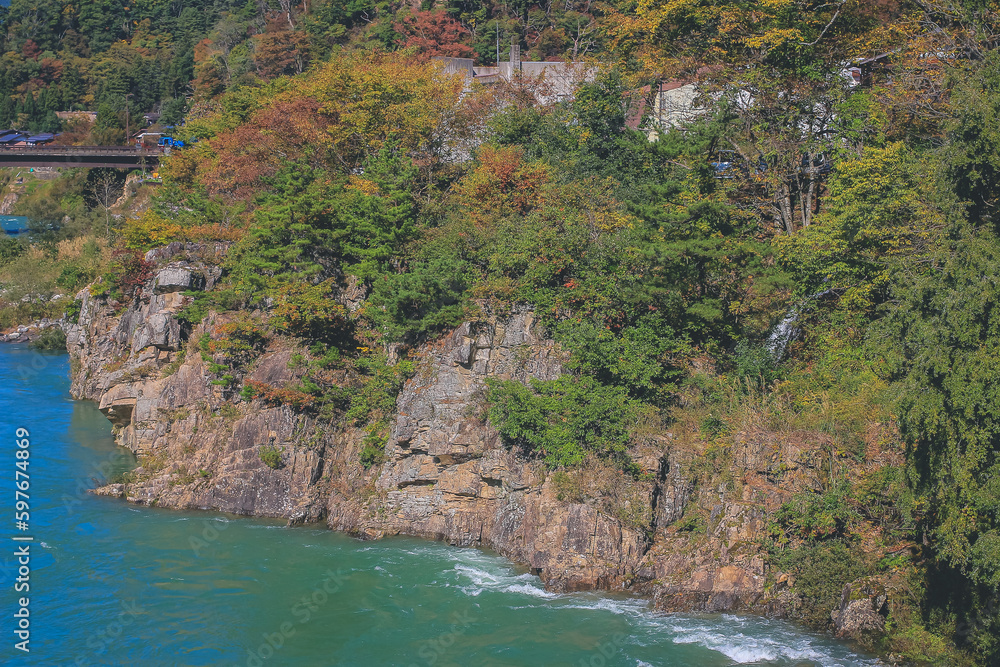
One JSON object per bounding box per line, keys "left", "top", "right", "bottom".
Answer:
{"left": 0, "top": 134, "right": 28, "bottom": 144}
{"left": 25, "top": 133, "right": 58, "bottom": 143}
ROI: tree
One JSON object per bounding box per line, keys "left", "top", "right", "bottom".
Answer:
{"left": 59, "top": 62, "right": 84, "bottom": 109}
{"left": 776, "top": 143, "right": 940, "bottom": 316}
{"left": 89, "top": 169, "right": 123, "bottom": 240}
{"left": 394, "top": 10, "right": 475, "bottom": 59}
{"left": 944, "top": 51, "right": 1000, "bottom": 229}
{"left": 0, "top": 96, "right": 15, "bottom": 128}
{"left": 486, "top": 374, "right": 641, "bottom": 470}
{"left": 21, "top": 90, "right": 37, "bottom": 121}
{"left": 0, "top": 236, "right": 25, "bottom": 263}
{"left": 159, "top": 97, "right": 187, "bottom": 126}
{"left": 876, "top": 227, "right": 1000, "bottom": 660}
{"left": 872, "top": 52, "right": 1000, "bottom": 661}
{"left": 338, "top": 142, "right": 419, "bottom": 280}
{"left": 93, "top": 102, "right": 125, "bottom": 145}
{"left": 253, "top": 26, "right": 310, "bottom": 79}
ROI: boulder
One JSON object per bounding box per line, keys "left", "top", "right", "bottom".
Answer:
{"left": 154, "top": 267, "right": 200, "bottom": 294}
{"left": 145, "top": 311, "right": 182, "bottom": 351}
{"left": 831, "top": 578, "right": 888, "bottom": 639}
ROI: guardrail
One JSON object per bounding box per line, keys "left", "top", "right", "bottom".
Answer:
{"left": 0, "top": 146, "right": 165, "bottom": 155}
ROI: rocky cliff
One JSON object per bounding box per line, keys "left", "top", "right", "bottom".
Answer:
{"left": 64, "top": 243, "right": 888, "bottom": 633}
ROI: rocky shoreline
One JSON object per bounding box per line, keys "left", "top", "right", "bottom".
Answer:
{"left": 0, "top": 317, "right": 63, "bottom": 343}
{"left": 60, "top": 243, "right": 891, "bottom": 659}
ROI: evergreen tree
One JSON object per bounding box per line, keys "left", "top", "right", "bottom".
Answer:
{"left": 160, "top": 97, "right": 187, "bottom": 126}
{"left": 40, "top": 85, "right": 59, "bottom": 115}
{"left": 0, "top": 96, "right": 14, "bottom": 129}
{"left": 39, "top": 111, "right": 60, "bottom": 133}
{"left": 21, "top": 91, "right": 37, "bottom": 120}
{"left": 60, "top": 63, "right": 84, "bottom": 110}
{"left": 20, "top": 91, "right": 38, "bottom": 130}
{"left": 338, "top": 141, "right": 419, "bottom": 280}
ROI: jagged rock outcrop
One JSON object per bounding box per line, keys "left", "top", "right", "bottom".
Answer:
{"left": 66, "top": 245, "right": 653, "bottom": 589}
{"left": 330, "top": 316, "right": 647, "bottom": 591}
{"left": 66, "top": 242, "right": 869, "bottom": 612}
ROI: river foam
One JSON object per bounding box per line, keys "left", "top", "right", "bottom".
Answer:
{"left": 0, "top": 343, "right": 881, "bottom": 667}
{"left": 441, "top": 543, "right": 879, "bottom": 666}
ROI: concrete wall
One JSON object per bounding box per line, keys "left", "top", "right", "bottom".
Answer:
{"left": 646, "top": 83, "right": 703, "bottom": 141}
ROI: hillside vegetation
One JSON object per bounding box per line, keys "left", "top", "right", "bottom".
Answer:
{"left": 5, "top": 1, "right": 1000, "bottom": 663}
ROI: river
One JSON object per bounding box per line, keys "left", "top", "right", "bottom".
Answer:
{"left": 0, "top": 344, "right": 878, "bottom": 666}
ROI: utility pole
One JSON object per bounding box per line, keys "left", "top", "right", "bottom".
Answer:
{"left": 124, "top": 93, "right": 133, "bottom": 147}
{"left": 496, "top": 22, "right": 499, "bottom": 67}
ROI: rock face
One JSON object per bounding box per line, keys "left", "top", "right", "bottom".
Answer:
{"left": 832, "top": 579, "right": 889, "bottom": 639}
{"left": 350, "top": 317, "right": 646, "bottom": 591}
{"left": 66, "top": 243, "right": 865, "bottom": 613}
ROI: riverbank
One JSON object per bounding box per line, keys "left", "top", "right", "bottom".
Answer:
{"left": 56, "top": 242, "right": 912, "bottom": 663}
{"left": 0, "top": 317, "right": 63, "bottom": 343}
{"left": 0, "top": 342, "right": 878, "bottom": 666}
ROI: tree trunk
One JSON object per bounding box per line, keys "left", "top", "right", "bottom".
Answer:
{"left": 278, "top": 0, "right": 295, "bottom": 29}
{"left": 803, "top": 176, "right": 816, "bottom": 227}
{"left": 778, "top": 183, "right": 795, "bottom": 234}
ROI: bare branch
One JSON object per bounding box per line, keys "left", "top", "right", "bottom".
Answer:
{"left": 800, "top": 1, "right": 845, "bottom": 47}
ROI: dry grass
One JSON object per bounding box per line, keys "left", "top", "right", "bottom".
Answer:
{"left": 0, "top": 234, "right": 112, "bottom": 329}
{"left": 550, "top": 456, "right": 654, "bottom": 531}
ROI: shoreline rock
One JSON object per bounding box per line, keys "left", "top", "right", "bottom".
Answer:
{"left": 65, "top": 242, "right": 889, "bottom": 654}
{"left": 0, "top": 318, "right": 63, "bottom": 344}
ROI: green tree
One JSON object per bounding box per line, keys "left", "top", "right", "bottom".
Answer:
{"left": 366, "top": 253, "right": 471, "bottom": 341}
{"left": 60, "top": 62, "right": 85, "bottom": 109}
{"left": 228, "top": 164, "right": 343, "bottom": 291}
{"left": 486, "top": 374, "right": 642, "bottom": 470}
{"left": 876, "top": 228, "right": 1000, "bottom": 661}
{"left": 945, "top": 51, "right": 1000, "bottom": 229}
{"left": 20, "top": 90, "right": 37, "bottom": 122}
{"left": 338, "top": 142, "right": 419, "bottom": 280}
{"left": 0, "top": 95, "right": 15, "bottom": 128}
{"left": 777, "top": 143, "right": 937, "bottom": 317}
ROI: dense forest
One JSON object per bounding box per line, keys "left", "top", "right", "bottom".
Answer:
{"left": 5, "top": 0, "right": 1000, "bottom": 664}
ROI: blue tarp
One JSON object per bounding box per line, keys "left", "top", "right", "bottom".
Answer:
{"left": 0, "top": 216, "right": 28, "bottom": 236}
{"left": 25, "top": 133, "right": 57, "bottom": 144}
{"left": 0, "top": 134, "right": 27, "bottom": 144}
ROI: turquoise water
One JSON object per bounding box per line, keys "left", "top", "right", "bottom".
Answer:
{"left": 0, "top": 344, "right": 879, "bottom": 666}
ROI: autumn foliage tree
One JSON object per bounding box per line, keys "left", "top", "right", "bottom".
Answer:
{"left": 394, "top": 10, "right": 475, "bottom": 60}
{"left": 184, "top": 51, "right": 468, "bottom": 209}
{"left": 456, "top": 145, "right": 550, "bottom": 224}
{"left": 269, "top": 279, "right": 349, "bottom": 342}
{"left": 253, "top": 21, "right": 311, "bottom": 79}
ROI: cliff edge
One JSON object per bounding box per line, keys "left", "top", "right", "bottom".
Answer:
{"left": 65, "top": 243, "right": 889, "bottom": 635}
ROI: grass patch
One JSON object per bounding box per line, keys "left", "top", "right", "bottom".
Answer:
{"left": 259, "top": 444, "right": 283, "bottom": 469}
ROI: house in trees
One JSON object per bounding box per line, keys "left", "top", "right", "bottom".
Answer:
{"left": 434, "top": 39, "right": 595, "bottom": 105}
{"left": 625, "top": 80, "right": 708, "bottom": 140}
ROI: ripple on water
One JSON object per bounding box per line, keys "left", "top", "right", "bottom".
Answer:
{"left": 0, "top": 345, "right": 880, "bottom": 667}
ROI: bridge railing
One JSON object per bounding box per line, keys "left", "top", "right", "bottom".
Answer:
{"left": 0, "top": 146, "right": 165, "bottom": 155}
